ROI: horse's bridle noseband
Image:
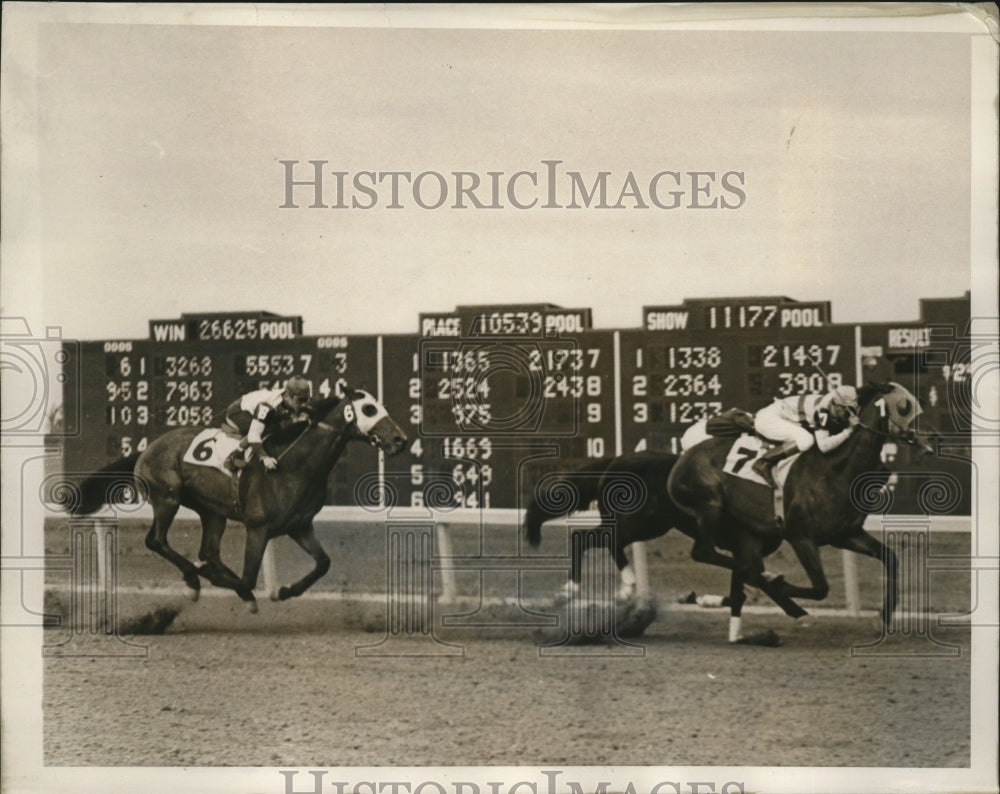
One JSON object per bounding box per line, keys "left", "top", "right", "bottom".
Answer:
{"left": 315, "top": 402, "right": 389, "bottom": 450}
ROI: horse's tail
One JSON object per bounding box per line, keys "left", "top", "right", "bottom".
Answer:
{"left": 524, "top": 457, "right": 614, "bottom": 548}
{"left": 69, "top": 453, "right": 143, "bottom": 516}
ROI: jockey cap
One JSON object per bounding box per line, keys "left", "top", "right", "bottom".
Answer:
{"left": 831, "top": 385, "right": 858, "bottom": 408}
{"left": 284, "top": 376, "right": 312, "bottom": 399}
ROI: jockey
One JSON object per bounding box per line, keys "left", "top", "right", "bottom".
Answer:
{"left": 751, "top": 385, "right": 860, "bottom": 488}
{"left": 221, "top": 376, "right": 312, "bottom": 471}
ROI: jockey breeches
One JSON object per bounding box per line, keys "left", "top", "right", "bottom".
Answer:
{"left": 754, "top": 403, "right": 815, "bottom": 451}
{"left": 222, "top": 407, "right": 253, "bottom": 436}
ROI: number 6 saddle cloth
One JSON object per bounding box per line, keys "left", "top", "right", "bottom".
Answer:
{"left": 182, "top": 428, "right": 242, "bottom": 476}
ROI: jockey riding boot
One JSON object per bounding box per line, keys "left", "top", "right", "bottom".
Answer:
{"left": 225, "top": 438, "right": 250, "bottom": 472}
{"left": 751, "top": 440, "right": 799, "bottom": 489}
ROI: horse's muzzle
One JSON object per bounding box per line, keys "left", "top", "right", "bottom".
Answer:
{"left": 375, "top": 433, "right": 408, "bottom": 456}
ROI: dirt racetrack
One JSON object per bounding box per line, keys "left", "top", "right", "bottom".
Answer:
{"left": 42, "top": 517, "right": 973, "bottom": 768}
{"left": 44, "top": 605, "right": 971, "bottom": 768}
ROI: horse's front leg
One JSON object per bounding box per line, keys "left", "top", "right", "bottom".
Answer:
{"left": 833, "top": 528, "right": 898, "bottom": 629}
{"left": 276, "top": 522, "right": 331, "bottom": 601}
{"left": 236, "top": 525, "right": 270, "bottom": 613}
{"left": 779, "top": 533, "right": 831, "bottom": 602}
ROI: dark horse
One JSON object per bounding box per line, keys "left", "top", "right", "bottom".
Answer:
{"left": 70, "top": 385, "right": 408, "bottom": 612}
{"left": 524, "top": 452, "right": 783, "bottom": 642}
{"left": 667, "top": 381, "right": 935, "bottom": 631}
{"left": 524, "top": 453, "right": 700, "bottom": 600}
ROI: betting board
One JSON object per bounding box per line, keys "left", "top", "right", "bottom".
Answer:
{"left": 383, "top": 306, "right": 616, "bottom": 510}
{"left": 59, "top": 296, "right": 972, "bottom": 514}
{"left": 61, "top": 313, "right": 381, "bottom": 505}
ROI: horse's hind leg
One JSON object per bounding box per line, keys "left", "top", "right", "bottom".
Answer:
{"left": 613, "top": 540, "right": 637, "bottom": 601}
{"left": 726, "top": 571, "right": 748, "bottom": 642}
{"left": 276, "top": 522, "right": 331, "bottom": 601}
{"left": 144, "top": 494, "right": 201, "bottom": 600}
{"left": 562, "top": 525, "right": 609, "bottom": 599}
{"left": 195, "top": 511, "right": 245, "bottom": 594}
{"left": 834, "top": 528, "right": 898, "bottom": 628}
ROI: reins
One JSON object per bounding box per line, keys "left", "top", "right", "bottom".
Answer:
{"left": 853, "top": 410, "right": 915, "bottom": 444}
{"left": 274, "top": 417, "right": 353, "bottom": 461}
{"left": 274, "top": 424, "right": 313, "bottom": 462}
{"left": 853, "top": 418, "right": 892, "bottom": 439}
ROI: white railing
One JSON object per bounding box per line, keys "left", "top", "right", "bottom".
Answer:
{"left": 61, "top": 503, "right": 971, "bottom": 616}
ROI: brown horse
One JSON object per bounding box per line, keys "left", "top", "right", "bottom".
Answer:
{"left": 667, "top": 381, "right": 935, "bottom": 631}
{"left": 525, "top": 453, "right": 708, "bottom": 600}
{"left": 70, "top": 385, "right": 407, "bottom": 612}
{"left": 524, "top": 452, "right": 785, "bottom": 642}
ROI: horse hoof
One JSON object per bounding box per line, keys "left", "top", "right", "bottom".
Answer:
{"left": 277, "top": 586, "right": 293, "bottom": 601}
{"left": 244, "top": 599, "right": 258, "bottom": 614}
{"left": 184, "top": 586, "right": 200, "bottom": 602}
{"left": 734, "top": 629, "right": 782, "bottom": 647}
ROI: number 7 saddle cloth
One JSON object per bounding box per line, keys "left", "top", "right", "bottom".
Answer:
{"left": 682, "top": 419, "right": 799, "bottom": 491}
{"left": 182, "top": 429, "right": 242, "bottom": 476}
{"left": 722, "top": 435, "right": 799, "bottom": 490}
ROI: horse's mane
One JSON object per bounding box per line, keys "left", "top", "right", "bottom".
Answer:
{"left": 856, "top": 381, "right": 894, "bottom": 409}
{"left": 307, "top": 391, "right": 346, "bottom": 418}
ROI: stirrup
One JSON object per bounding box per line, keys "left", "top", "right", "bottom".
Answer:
{"left": 752, "top": 459, "right": 776, "bottom": 489}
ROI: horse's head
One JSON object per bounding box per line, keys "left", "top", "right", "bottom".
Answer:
{"left": 858, "top": 381, "right": 935, "bottom": 455}
{"left": 312, "top": 383, "right": 408, "bottom": 455}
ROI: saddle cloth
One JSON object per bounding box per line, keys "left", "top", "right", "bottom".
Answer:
{"left": 182, "top": 429, "right": 241, "bottom": 476}
{"left": 722, "top": 434, "right": 799, "bottom": 489}
{"left": 681, "top": 420, "right": 798, "bottom": 489}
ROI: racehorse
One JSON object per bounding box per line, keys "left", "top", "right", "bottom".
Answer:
{"left": 70, "top": 385, "right": 408, "bottom": 612}
{"left": 524, "top": 452, "right": 784, "bottom": 642}
{"left": 524, "top": 453, "right": 700, "bottom": 600}
{"left": 667, "top": 381, "right": 935, "bottom": 630}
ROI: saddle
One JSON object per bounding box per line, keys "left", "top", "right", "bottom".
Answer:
{"left": 181, "top": 428, "right": 248, "bottom": 518}
{"left": 705, "top": 407, "right": 756, "bottom": 438}
{"left": 681, "top": 408, "right": 792, "bottom": 525}
{"left": 222, "top": 434, "right": 276, "bottom": 473}
{"left": 224, "top": 444, "right": 248, "bottom": 473}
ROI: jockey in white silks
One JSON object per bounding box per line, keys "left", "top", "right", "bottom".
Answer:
{"left": 751, "top": 385, "right": 860, "bottom": 488}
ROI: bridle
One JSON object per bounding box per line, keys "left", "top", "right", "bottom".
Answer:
{"left": 277, "top": 392, "right": 395, "bottom": 460}
{"left": 852, "top": 394, "right": 920, "bottom": 446}
{"left": 274, "top": 403, "right": 356, "bottom": 461}
{"left": 314, "top": 397, "right": 390, "bottom": 450}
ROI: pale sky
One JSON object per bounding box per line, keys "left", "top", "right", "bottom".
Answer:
{"left": 4, "top": 10, "right": 982, "bottom": 340}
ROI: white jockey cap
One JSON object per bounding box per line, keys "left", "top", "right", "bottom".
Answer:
{"left": 831, "top": 385, "right": 858, "bottom": 407}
